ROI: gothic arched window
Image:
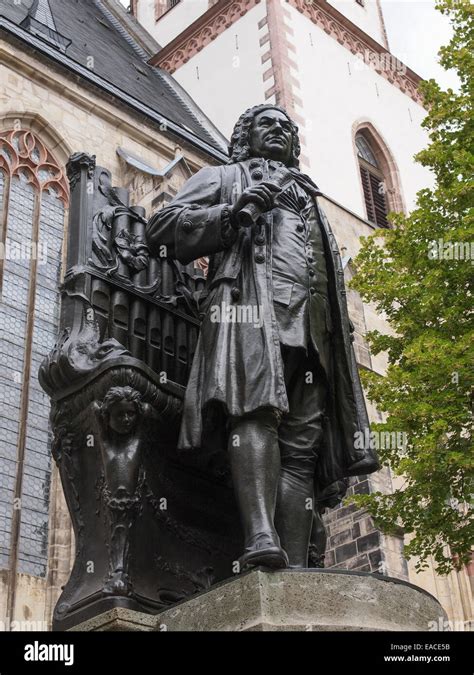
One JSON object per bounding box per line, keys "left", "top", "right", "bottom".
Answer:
{"left": 0, "top": 129, "right": 68, "bottom": 579}
{"left": 355, "top": 132, "right": 389, "bottom": 228}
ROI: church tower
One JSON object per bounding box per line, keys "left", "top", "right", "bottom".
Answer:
{"left": 132, "top": 0, "right": 430, "bottom": 222}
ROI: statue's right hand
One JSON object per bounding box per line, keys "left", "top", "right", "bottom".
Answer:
{"left": 231, "top": 182, "right": 281, "bottom": 226}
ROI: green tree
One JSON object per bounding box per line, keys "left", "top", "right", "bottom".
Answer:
{"left": 350, "top": 0, "right": 473, "bottom": 574}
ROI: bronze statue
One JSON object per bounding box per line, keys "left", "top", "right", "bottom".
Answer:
{"left": 147, "top": 104, "right": 379, "bottom": 570}
{"left": 39, "top": 110, "right": 381, "bottom": 629}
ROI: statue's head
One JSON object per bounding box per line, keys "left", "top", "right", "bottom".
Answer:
{"left": 228, "top": 104, "right": 300, "bottom": 168}
{"left": 100, "top": 386, "right": 143, "bottom": 435}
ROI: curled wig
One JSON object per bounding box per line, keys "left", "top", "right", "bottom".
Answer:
{"left": 228, "top": 104, "right": 301, "bottom": 169}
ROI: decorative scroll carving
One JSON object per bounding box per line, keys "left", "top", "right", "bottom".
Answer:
{"left": 39, "top": 320, "right": 130, "bottom": 398}
{"left": 114, "top": 229, "right": 149, "bottom": 272}
{"left": 90, "top": 169, "right": 154, "bottom": 283}
{"left": 39, "top": 153, "right": 242, "bottom": 629}
{"left": 42, "top": 336, "right": 185, "bottom": 624}
{"left": 66, "top": 151, "right": 96, "bottom": 191}
{"left": 88, "top": 166, "right": 204, "bottom": 307}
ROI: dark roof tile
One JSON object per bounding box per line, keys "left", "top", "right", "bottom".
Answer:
{"left": 0, "top": 0, "right": 227, "bottom": 153}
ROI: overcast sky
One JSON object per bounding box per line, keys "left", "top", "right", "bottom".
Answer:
{"left": 381, "top": 0, "right": 457, "bottom": 89}
{"left": 120, "top": 0, "right": 458, "bottom": 89}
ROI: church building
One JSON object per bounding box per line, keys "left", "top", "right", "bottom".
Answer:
{"left": 0, "top": 0, "right": 471, "bottom": 629}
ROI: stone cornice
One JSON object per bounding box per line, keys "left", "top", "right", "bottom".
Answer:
{"left": 288, "top": 0, "right": 423, "bottom": 105}
{"left": 149, "top": 0, "right": 423, "bottom": 106}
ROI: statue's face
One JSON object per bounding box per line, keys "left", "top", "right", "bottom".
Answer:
{"left": 108, "top": 400, "right": 138, "bottom": 435}
{"left": 248, "top": 109, "right": 293, "bottom": 164}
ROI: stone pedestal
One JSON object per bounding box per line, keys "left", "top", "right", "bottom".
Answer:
{"left": 70, "top": 569, "right": 447, "bottom": 632}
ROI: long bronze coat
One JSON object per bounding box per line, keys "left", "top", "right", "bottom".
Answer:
{"left": 147, "top": 158, "right": 379, "bottom": 503}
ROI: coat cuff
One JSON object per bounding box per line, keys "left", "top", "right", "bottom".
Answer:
{"left": 175, "top": 204, "right": 238, "bottom": 263}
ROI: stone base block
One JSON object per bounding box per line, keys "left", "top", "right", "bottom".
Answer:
{"left": 69, "top": 607, "right": 157, "bottom": 632}
{"left": 71, "top": 569, "right": 447, "bottom": 632}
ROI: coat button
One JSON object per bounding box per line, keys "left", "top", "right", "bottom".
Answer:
{"left": 255, "top": 234, "right": 265, "bottom": 245}
{"left": 309, "top": 270, "right": 315, "bottom": 277}
{"left": 249, "top": 160, "right": 260, "bottom": 169}
{"left": 199, "top": 312, "right": 206, "bottom": 321}
{"left": 183, "top": 220, "right": 193, "bottom": 232}
{"left": 231, "top": 287, "right": 241, "bottom": 300}
{"left": 251, "top": 170, "right": 263, "bottom": 180}
{"left": 308, "top": 256, "right": 314, "bottom": 263}
{"left": 255, "top": 253, "right": 265, "bottom": 264}
{"left": 310, "top": 287, "right": 316, "bottom": 295}
{"left": 296, "top": 224, "right": 304, "bottom": 232}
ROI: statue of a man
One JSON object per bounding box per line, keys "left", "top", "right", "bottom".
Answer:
{"left": 147, "top": 104, "right": 379, "bottom": 570}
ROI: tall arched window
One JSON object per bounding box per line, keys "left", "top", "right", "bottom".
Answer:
{"left": 0, "top": 128, "right": 68, "bottom": 581}
{"left": 354, "top": 122, "right": 406, "bottom": 227}
{"left": 355, "top": 133, "right": 389, "bottom": 228}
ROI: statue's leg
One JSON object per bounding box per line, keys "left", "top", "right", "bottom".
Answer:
{"left": 275, "top": 347, "right": 327, "bottom": 567}
{"left": 308, "top": 509, "right": 328, "bottom": 568}
{"left": 228, "top": 409, "right": 288, "bottom": 569}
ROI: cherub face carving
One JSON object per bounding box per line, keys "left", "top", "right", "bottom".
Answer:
{"left": 108, "top": 400, "right": 138, "bottom": 435}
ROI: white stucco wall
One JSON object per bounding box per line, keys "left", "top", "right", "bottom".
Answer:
{"left": 171, "top": 2, "right": 269, "bottom": 138}
{"left": 137, "top": 0, "right": 388, "bottom": 50}
{"left": 287, "top": 2, "right": 433, "bottom": 216}
{"left": 136, "top": 0, "right": 433, "bottom": 216}
{"left": 137, "top": 0, "right": 210, "bottom": 47}
{"left": 328, "top": 0, "right": 386, "bottom": 47}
